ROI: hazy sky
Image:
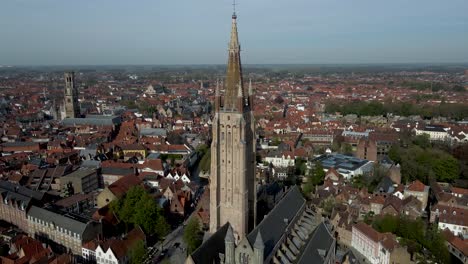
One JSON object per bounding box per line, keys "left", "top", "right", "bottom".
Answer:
{"left": 1, "top": 0, "right": 468, "bottom": 65}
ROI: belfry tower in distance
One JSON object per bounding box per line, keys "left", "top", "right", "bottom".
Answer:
{"left": 64, "top": 72, "right": 80, "bottom": 119}
{"left": 209, "top": 10, "right": 256, "bottom": 240}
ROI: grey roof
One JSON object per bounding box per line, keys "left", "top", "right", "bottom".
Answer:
{"left": 1, "top": 141, "right": 39, "bottom": 147}
{"left": 423, "top": 125, "right": 446, "bottom": 132}
{"left": 102, "top": 167, "right": 134, "bottom": 176}
{"left": 27, "top": 206, "right": 90, "bottom": 235}
{"left": 61, "top": 168, "right": 96, "bottom": 179}
{"left": 315, "top": 154, "right": 370, "bottom": 172}
{"left": 375, "top": 176, "right": 395, "bottom": 193}
{"left": 247, "top": 185, "right": 305, "bottom": 259}
{"left": 253, "top": 231, "right": 264, "bottom": 249}
{"left": 81, "top": 160, "right": 101, "bottom": 169}
{"left": 140, "top": 128, "right": 167, "bottom": 137}
{"left": 225, "top": 224, "right": 235, "bottom": 243}
{"left": 146, "top": 153, "right": 161, "bottom": 160}
{"left": 0, "top": 181, "right": 44, "bottom": 201}
{"left": 0, "top": 189, "right": 32, "bottom": 209}
{"left": 190, "top": 222, "right": 230, "bottom": 264}
{"left": 61, "top": 115, "right": 121, "bottom": 127}
{"left": 297, "top": 222, "right": 335, "bottom": 264}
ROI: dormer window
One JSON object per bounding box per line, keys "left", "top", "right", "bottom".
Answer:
{"left": 453, "top": 211, "right": 456, "bottom": 216}
{"left": 443, "top": 210, "right": 447, "bottom": 214}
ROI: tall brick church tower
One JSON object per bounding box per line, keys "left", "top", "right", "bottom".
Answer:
{"left": 64, "top": 71, "right": 80, "bottom": 119}
{"left": 209, "top": 11, "right": 256, "bottom": 240}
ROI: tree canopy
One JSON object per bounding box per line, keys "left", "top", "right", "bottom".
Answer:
{"left": 302, "top": 161, "right": 325, "bottom": 196}
{"left": 129, "top": 240, "right": 147, "bottom": 264}
{"left": 183, "top": 217, "right": 203, "bottom": 254}
{"left": 390, "top": 144, "right": 460, "bottom": 184}
{"left": 110, "top": 186, "right": 170, "bottom": 239}
{"left": 372, "top": 215, "right": 450, "bottom": 264}
{"left": 325, "top": 100, "right": 468, "bottom": 120}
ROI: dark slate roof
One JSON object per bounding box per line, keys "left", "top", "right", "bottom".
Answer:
{"left": 314, "top": 154, "right": 370, "bottom": 172}
{"left": 247, "top": 185, "right": 305, "bottom": 259}
{"left": 297, "top": 222, "right": 335, "bottom": 264}
{"left": 139, "top": 128, "right": 167, "bottom": 137}
{"left": 374, "top": 176, "right": 395, "bottom": 193}
{"left": 0, "top": 189, "right": 32, "bottom": 209}
{"left": 422, "top": 125, "right": 446, "bottom": 132}
{"left": 190, "top": 222, "right": 230, "bottom": 264}
{"left": 1, "top": 141, "right": 39, "bottom": 147}
{"left": 27, "top": 206, "right": 90, "bottom": 235}
{"left": 61, "top": 115, "right": 121, "bottom": 127}
{"left": 102, "top": 167, "right": 134, "bottom": 176}
{"left": 0, "top": 181, "right": 44, "bottom": 201}
{"left": 81, "top": 160, "right": 101, "bottom": 169}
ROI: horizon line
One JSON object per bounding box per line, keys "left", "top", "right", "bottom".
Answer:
{"left": 2, "top": 62, "right": 468, "bottom": 68}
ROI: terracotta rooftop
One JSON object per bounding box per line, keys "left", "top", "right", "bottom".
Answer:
{"left": 107, "top": 174, "right": 143, "bottom": 198}
{"left": 353, "top": 222, "right": 380, "bottom": 242}
{"left": 407, "top": 180, "right": 426, "bottom": 192}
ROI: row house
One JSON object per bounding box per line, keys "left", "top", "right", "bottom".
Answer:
{"left": 404, "top": 180, "right": 429, "bottom": 210}
{"left": 352, "top": 222, "right": 410, "bottom": 264}
{"left": 0, "top": 181, "right": 45, "bottom": 233}
{"left": 414, "top": 124, "right": 449, "bottom": 141}
{"left": 27, "top": 206, "right": 102, "bottom": 255}
{"left": 442, "top": 228, "right": 468, "bottom": 264}
{"left": 0, "top": 235, "right": 53, "bottom": 264}
{"left": 430, "top": 181, "right": 468, "bottom": 210}
{"left": 83, "top": 227, "right": 146, "bottom": 264}
{"left": 264, "top": 151, "right": 295, "bottom": 168}
{"left": 431, "top": 204, "right": 468, "bottom": 236}
{"left": 137, "top": 159, "right": 164, "bottom": 175}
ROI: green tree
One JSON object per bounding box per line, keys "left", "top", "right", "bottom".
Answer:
{"left": 388, "top": 144, "right": 401, "bottom": 164}
{"left": 133, "top": 195, "right": 169, "bottom": 237}
{"left": 199, "top": 151, "right": 211, "bottom": 172}
{"left": 129, "top": 240, "right": 147, "bottom": 264}
{"left": 295, "top": 158, "right": 307, "bottom": 176}
{"left": 110, "top": 186, "right": 170, "bottom": 239}
{"left": 412, "top": 134, "right": 431, "bottom": 149}
{"left": 320, "top": 198, "right": 335, "bottom": 217}
{"left": 425, "top": 226, "right": 450, "bottom": 264}
{"left": 310, "top": 161, "right": 326, "bottom": 186}
{"left": 372, "top": 214, "right": 398, "bottom": 233}
{"left": 119, "top": 186, "right": 147, "bottom": 224}
{"left": 341, "top": 143, "right": 353, "bottom": 155}
{"left": 432, "top": 154, "right": 460, "bottom": 182}
{"left": 183, "top": 217, "right": 203, "bottom": 254}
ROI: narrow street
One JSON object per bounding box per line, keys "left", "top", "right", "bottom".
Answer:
{"left": 145, "top": 154, "right": 208, "bottom": 263}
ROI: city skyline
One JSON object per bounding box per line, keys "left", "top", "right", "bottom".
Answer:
{"left": 1, "top": 0, "right": 468, "bottom": 65}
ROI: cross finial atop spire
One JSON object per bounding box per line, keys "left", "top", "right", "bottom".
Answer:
{"left": 232, "top": 0, "right": 237, "bottom": 18}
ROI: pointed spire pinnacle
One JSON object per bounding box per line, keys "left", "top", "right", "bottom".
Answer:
{"left": 248, "top": 78, "right": 253, "bottom": 95}
{"left": 229, "top": 9, "right": 240, "bottom": 52}
{"left": 223, "top": 9, "right": 244, "bottom": 111}
{"left": 215, "top": 79, "right": 220, "bottom": 96}
{"left": 253, "top": 231, "right": 264, "bottom": 249}
{"left": 237, "top": 81, "right": 243, "bottom": 97}
{"left": 225, "top": 224, "right": 235, "bottom": 243}
{"left": 232, "top": 0, "right": 237, "bottom": 17}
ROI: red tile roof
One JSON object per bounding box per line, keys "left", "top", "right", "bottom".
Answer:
{"left": 353, "top": 222, "right": 380, "bottom": 242}
{"left": 407, "top": 180, "right": 426, "bottom": 192}
{"left": 108, "top": 175, "right": 143, "bottom": 198}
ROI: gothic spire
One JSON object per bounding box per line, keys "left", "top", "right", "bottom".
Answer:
{"left": 223, "top": 10, "right": 245, "bottom": 111}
